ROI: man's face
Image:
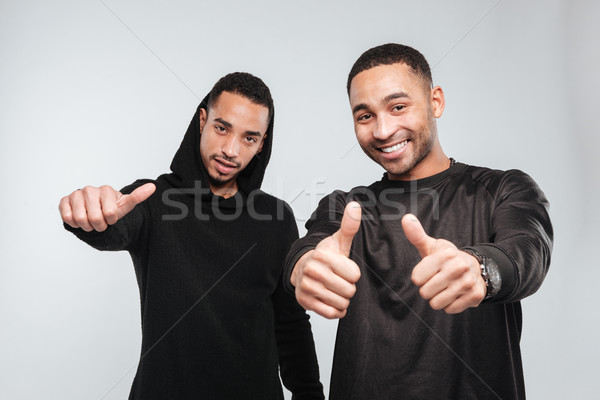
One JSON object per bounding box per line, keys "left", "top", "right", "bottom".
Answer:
{"left": 199, "top": 91, "right": 269, "bottom": 195}
{"left": 349, "top": 63, "right": 444, "bottom": 180}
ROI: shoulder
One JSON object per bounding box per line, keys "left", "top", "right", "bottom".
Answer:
{"left": 463, "top": 164, "right": 528, "bottom": 180}
{"left": 247, "top": 189, "right": 296, "bottom": 223}
{"left": 462, "top": 164, "right": 545, "bottom": 203}
{"left": 317, "top": 186, "right": 374, "bottom": 208}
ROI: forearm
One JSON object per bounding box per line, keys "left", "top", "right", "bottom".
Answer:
{"left": 467, "top": 235, "right": 551, "bottom": 303}
{"left": 64, "top": 218, "right": 135, "bottom": 252}
{"left": 470, "top": 170, "right": 553, "bottom": 302}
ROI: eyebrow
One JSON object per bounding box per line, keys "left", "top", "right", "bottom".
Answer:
{"left": 352, "top": 103, "right": 369, "bottom": 115}
{"left": 214, "top": 117, "right": 263, "bottom": 137}
{"left": 214, "top": 117, "right": 232, "bottom": 129}
{"left": 384, "top": 91, "right": 410, "bottom": 103}
{"left": 352, "top": 91, "right": 411, "bottom": 115}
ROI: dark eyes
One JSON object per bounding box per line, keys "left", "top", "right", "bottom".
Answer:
{"left": 215, "top": 125, "right": 259, "bottom": 145}
{"left": 356, "top": 105, "right": 405, "bottom": 122}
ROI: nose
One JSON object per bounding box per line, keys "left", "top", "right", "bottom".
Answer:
{"left": 373, "top": 114, "right": 396, "bottom": 141}
{"left": 221, "top": 134, "right": 240, "bottom": 158}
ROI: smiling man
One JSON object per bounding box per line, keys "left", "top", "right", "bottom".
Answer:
{"left": 59, "top": 72, "right": 324, "bottom": 399}
{"left": 286, "top": 44, "right": 553, "bottom": 399}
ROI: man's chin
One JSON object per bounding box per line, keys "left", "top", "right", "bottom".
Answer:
{"left": 208, "top": 171, "right": 238, "bottom": 186}
{"left": 209, "top": 175, "right": 233, "bottom": 186}
{"left": 380, "top": 157, "right": 410, "bottom": 174}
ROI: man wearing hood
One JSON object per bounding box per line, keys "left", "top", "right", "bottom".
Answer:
{"left": 59, "top": 72, "right": 324, "bottom": 399}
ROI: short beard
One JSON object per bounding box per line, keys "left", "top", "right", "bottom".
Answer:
{"left": 207, "top": 173, "right": 232, "bottom": 186}
{"left": 206, "top": 154, "right": 240, "bottom": 186}
{"left": 404, "top": 123, "right": 436, "bottom": 175}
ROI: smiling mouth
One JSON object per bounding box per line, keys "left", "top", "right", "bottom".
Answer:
{"left": 380, "top": 140, "right": 409, "bottom": 153}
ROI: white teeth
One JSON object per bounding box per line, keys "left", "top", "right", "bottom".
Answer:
{"left": 381, "top": 140, "right": 408, "bottom": 153}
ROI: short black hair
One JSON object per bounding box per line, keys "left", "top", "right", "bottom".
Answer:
{"left": 207, "top": 72, "right": 274, "bottom": 123}
{"left": 346, "top": 43, "right": 433, "bottom": 94}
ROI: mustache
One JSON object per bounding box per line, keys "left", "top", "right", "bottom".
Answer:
{"left": 210, "top": 154, "right": 241, "bottom": 168}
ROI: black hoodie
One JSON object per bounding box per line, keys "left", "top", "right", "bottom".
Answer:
{"left": 66, "top": 95, "right": 324, "bottom": 399}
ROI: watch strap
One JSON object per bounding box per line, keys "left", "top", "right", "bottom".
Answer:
{"left": 461, "top": 247, "right": 499, "bottom": 300}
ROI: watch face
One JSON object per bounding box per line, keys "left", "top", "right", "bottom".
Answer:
{"left": 486, "top": 262, "right": 502, "bottom": 295}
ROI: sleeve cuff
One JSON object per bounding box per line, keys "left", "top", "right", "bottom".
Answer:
{"left": 283, "top": 235, "right": 328, "bottom": 295}
{"left": 63, "top": 221, "right": 111, "bottom": 239}
{"left": 466, "top": 244, "right": 516, "bottom": 302}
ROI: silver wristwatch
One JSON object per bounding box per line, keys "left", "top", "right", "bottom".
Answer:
{"left": 461, "top": 248, "right": 501, "bottom": 300}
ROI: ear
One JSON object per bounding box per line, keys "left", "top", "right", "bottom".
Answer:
{"left": 431, "top": 86, "right": 445, "bottom": 118}
{"left": 199, "top": 107, "right": 208, "bottom": 133}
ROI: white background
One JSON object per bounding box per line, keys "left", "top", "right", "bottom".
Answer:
{"left": 1, "top": 0, "right": 598, "bottom": 398}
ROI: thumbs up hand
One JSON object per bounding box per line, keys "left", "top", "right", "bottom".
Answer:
{"left": 291, "top": 202, "right": 362, "bottom": 319}
{"left": 59, "top": 183, "right": 156, "bottom": 232}
{"left": 402, "top": 214, "right": 487, "bottom": 314}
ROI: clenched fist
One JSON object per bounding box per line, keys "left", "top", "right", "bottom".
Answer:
{"left": 291, "top": 202, "right": 362, "bottom": 319}
{"left": 402, "top": 214, "right": 486, "bottom": 314}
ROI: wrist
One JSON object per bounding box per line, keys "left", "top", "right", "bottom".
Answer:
{"left": 290, "top": 265, "right": 299, "bottom": 287}
{"left": 291, "top": 250, "right": 313, "bottom": 288}
{"left": 461, "top": 248, "right": 502, "bottom": 300}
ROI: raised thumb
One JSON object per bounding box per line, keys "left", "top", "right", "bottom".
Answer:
{"left": 401, "top": 213, "right": 436, "bottom": 258}
{"left": 117, "top": 183, "right": 156, "bottom": 219}
{"left": 334, "top": 201, "right": 362, "bottom": 256}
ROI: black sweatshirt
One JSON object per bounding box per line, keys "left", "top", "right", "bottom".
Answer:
{"left": 66, "top": 95, "right": 324, "bottom": 399}
{"left": 285, "top": 162, "right": 553, "bottom": 400}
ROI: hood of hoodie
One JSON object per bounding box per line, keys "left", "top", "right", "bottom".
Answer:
{"left": 165, "top": 93, "right": 274, "bottom": 196}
